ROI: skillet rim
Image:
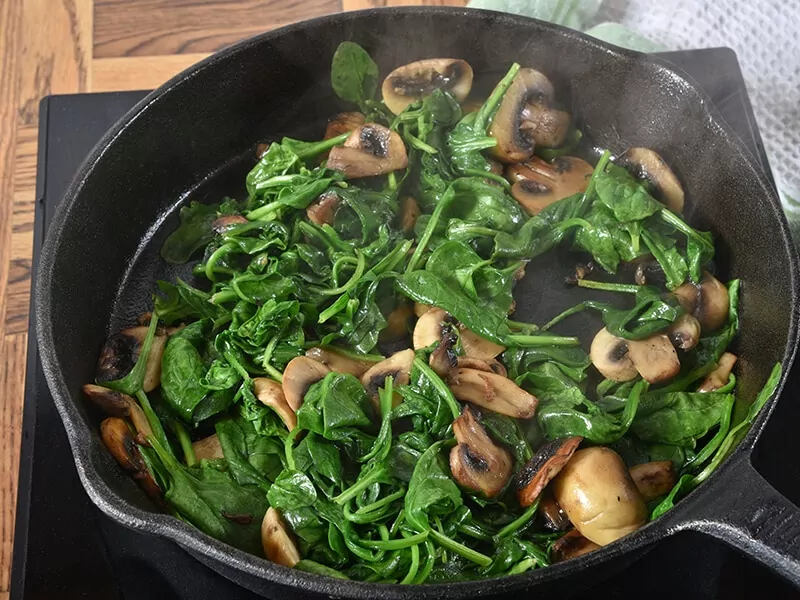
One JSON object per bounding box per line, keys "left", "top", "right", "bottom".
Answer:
{"left": 34, "top": 6, "right": 800, "bottom": 597}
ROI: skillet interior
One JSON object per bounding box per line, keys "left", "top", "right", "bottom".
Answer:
{"left": 36, "top": 7, "right": 798, "bottom": 599}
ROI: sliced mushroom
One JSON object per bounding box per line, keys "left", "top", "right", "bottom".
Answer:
{"left": 381, "top": 58, "right": 474, "bottom": 115}
{"left": 515, "top": 436, "right": 582, "bottom": 507}
{"left": 361, "top": 349, "right": 415, "bottom": 401}
{"left": 627, "top": 334, "right": 681, "bottom": 384}
{"left": 429, "top": 322, "right": 459, "bottom": 379}
{"left": 414, "top": 302, "right": 433, "bottom": 318}
{"left": 96, "top": 326, "right": 167, "bottom": 393}
{"left": 507, "top": 157, "right": 593, "bottom": 215}
{"left": 254, "top": 377, "right": 298, "bottom": 431}
{"left": 539, "top": 490, "right": 571, "bottom": 531}
{"left": 617, "top": 148, "right": 684, "bottom": 213}
{"left": 488, "top": 68, "right": 561, "bottom": 164}
{"left": 82, "top": 384, "right": 153, "bottom": 443}
{"left": 459, "top": 326, "right": 505, "bottom": 360}
{"left": 413, "top": 308, "right": 450, "bottom": 350}
{"left": 379, "top": 303, "right": 413, "bottom": 343}
{"left": 455, "top": 356, "right": 507, "bottom": 378}
{"left": 193, "top": 434, "right": 225, "bottom": 461}
{"left": 590, "top": 328, "right": 637, "bottom": 382}
{"left": 305, "top": 347, "right": 373, "bottom": 378}
{"left": 448, "top": 368, "right": 537, "bottom": 418}
{"left": 306, "top": 190, "right": 340, "bottom": 226}
{"left": 673, "top": 272, "right": 729, "bottom": 332}
{"left": 449, "top": 406, "right": 513, "bottom": 498}
{"left": 212, "top": 214, "right": 248, "bottom": 234}
{"left": 697, "top": 352, "right": 738, "bottom": 392}
{"left": 519, "top": 101, "right": 571, "bottom": 148}
{"left": 327, "top": 124, "right": 408, "bottom": 178}
{"left": 667, "top": 313, "right": 701, "bottom": 351}
{"left": 261, "top": 507, "right": 301, "bottom": 568}
{"left": 629, "top": 460, "right": 677, "bottom": 502}
{"left": 552, "top": 447, "right": 647, "bottom": 546}
{"left": 100, "top": 417, "right": 162, "bottom": 500}
{"left": 400, "top": 195, "right": 421, "bottom": 233}
{"left": 551, "top": 529, "right": 601, "bottom": 563}
{"left": 281, "top": 357, "right": 331, "bottom": 412}
{"left": 324, "top": 111, "right": 366, "bottom": 140}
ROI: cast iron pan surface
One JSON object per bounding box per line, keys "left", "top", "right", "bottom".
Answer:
{"left": 35, "top": 7, "right": 800, "bottom": 598}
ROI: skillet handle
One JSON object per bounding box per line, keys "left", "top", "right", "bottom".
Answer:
{"left": 688, "top": 454, "right": 800, "bottom": 586}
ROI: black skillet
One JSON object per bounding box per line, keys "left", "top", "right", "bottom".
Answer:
{"left": 35, "top": 7, "right": 800, "bottom": 598}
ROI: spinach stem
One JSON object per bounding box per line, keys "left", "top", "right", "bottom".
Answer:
{"left": 575, "top": 149, "right": 611, "bottom": 217}
{"left": 294, "top": 131, "right": 349, "bottom": 160}
{"left": 406, "top": 185, "right": 456, "bottom": 273}
{"left": 400, "top": 540, "right": 421, "bottom": 584}
{"left": 413, "top": 357, "right": 461, "bottom": 419}
{"left": 172, "top": 420, "right": 196, "bottom": 466}
{"left": 682, "top": 390, "right": 735, "bottom": 474}
{"left": 135, "top": 389, "right": 171, "bottom": 452}
{"left": 507, "top": 319, "right": 539, "bottom": 333}
{"left": 414, "top": 540, "right": 436, "bottom": 584}
{"left": 354, "top": 488, "right": 406, "bottom": 515}
{"left": 497, "top": 499, "right": 539, "bottom": 539}
{"left": 474, "top": 62, "right": 521, "bottom": 131}
{"left": 333, "top": 466, "right": 387, "bottom": 505}
{"left": 359, "top": 531, "right": 428, "bottom": 550}
{"left": 262, "top": 363, "right": 283, "bottom": 383}
{"left": 387, "top": 171, "right": 398, "bottom": 190}
{"left": 507, "top": 334, "right": 580, "bottom": 347}
{"left": 284, "top": 428, "right": 300, "bottom": 471}
{"left": 576, "top": 279, "right": 640, "bottom": 293}
{"left": 541, "top": 301, "right": 590, "bottom": 331}
{"left": 463, "top": 169, "right": 511, "bottom": 189}
{"left": 210, "top": 289, "right": 238, "bottom": 305}
{"left": 309, "top": 250, "right": 366, "bottom": 296}
{"left": 428, "top": 530, "right": 492, "bottom": 567}
{"left": 204, "top": 243, "right": 234, "bottom": 282}
{"left": 508, "top": 558, "right": 537, "bottom": 575}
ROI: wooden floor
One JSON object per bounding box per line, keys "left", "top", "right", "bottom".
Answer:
{"left": 0, "top": 0, "right": 467, "bottom": 596}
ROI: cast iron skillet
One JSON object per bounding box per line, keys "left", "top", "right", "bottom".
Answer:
{"left": 35, "top": 6, "right": 800, "bottom": 598}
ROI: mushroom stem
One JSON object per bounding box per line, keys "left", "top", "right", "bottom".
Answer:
{"left": 449, "top": 406, "right": 513, "bottom": 498}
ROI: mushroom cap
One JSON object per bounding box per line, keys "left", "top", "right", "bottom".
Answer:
{"left": 281, "top": 357, "right": 331, "bottom": 412}
{"left": 262, "top": 507, "right": 301, "bottom": 568}
{"left": 507, "top": 156, "right": 593, "bottom": 215}
{"left": 697, "top": 352, "right": 738, "bottom": 392}
{"left": 515, "top": 436, "right": 583, "bottom": 507}
{"left": 100, "top": 417, "right": 162, "bottom": 500}
{"left": 674, "top": 274, "right": 730, "bottom": 331}
{"left": 414, "top": 302, "right": 433, "bottom": 318}
{"left": 551, "top": 529, "right": 601, "bottom": 563}
{"left": 488, "top": 68, "right": 556, "bottom": 164}
{"left": 360, "top": 349, "right": 415, "bottom": 399}
{"left": 667, "top": 313, "right": 701, "bottom": 350}
{"left": 589, "top": 327, "right": 638, "bottom": 382}
{"left": 413, "top": 308, "right": 450, "bottom": 350}
{"left": 304, "top": 347, "right": 373, "bottom": 378}
{"left": 617, "top": 147, "right": 685, "bottom": 213}
{"left": 254, "top": 377, "right": 297, "bottom": 431}
{"left": 193, "top": 434, "right": 225, "bottom": 461}
{"left": 306, "top": 190, "right": 340, "bottom": 226}
{"left": 327, "top": 123, "right": 409, "bottom": 178}
{"left": 324, "top": 111, "right": 366, "bottom": 140}
{"left": 82, "top": 384, "right": 153, "bottom": 442}
{"left": 448, "top": 368, "right": 538, "bottom": 419}
{"left": 381, "top": 58, "right": 474, "bottom": 115}
{"left": 552, "top": 447, "right": 647, "bottom": 546}
{"left": 459, "top": 326, "right": 505, "bottom": 360}
{"left": 519, "top": 101, "right": 571, "bottom": 148}
{"left": 629, "top": 460, "right": 677, "bottom": 502}
{"left": 449, "top": 406, "right": 513, "bottom": 498}
{"left": 627, "top": 333, "right": 681, "bottom": 384}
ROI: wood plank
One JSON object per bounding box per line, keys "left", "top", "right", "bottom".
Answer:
{"left": 94, "top": 0, "right": 340, "bottom": 58}
{"left": 17, "top": 0, "right": 92, "bottom": 125}
{"left": 5, "top": 190, "right": 34, "bottom": 337}
{"left": 0, "top": 335, "right": 27, "bottom": 592}
{"left": 92, "top": 54, "right": 211, "bottom": 92}
{"left": 343, "top": 0, "right": 466, "bottom": 7}
{"left": 13, "top": 125, "right": 37, "bottom": 197}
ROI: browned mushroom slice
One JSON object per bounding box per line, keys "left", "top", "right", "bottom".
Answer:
{"left": 379, "top": 303, "right": 414, "bottom": 343}
{"left": 281, "top": 357, "right": 331, "bottom": 412}
{"left": 459, "top": 326, "right": 506, "bottom": 360}
{"left": 304, "top": 347, "right": 374, "bottom": 378}
{"left": 667, "top": 313, "right": 701, "bottom": 350}
{"left": 327, "top": 124, "right": 409, "bottom": 178}
{"left": 673, "top": 272, "right": 729, "bottom": 332}
{"left": 515, "top": 436, "right": 582, "bottom": 507}
{"left": 552, "top": 447, "right": 647, "bottom": 546}
{"left": 261, "top": 507, "right": 301, "bottom": 568}
{"left": 696, "top": 352, "right": 738, "bottom": 392}
{"left": 381, "top": 58, "right": 474, "bottom": 115}
{"left": 590, "top": 328, "right": 637, "bottom": 382}
{"left": 539, "top": 489, "right": 571, "bottom": 531}
{"left": 100, "top": 417, "right": 162, "bottom": 500}
{"left": 448, "top": 368, "right": 537, "bottom": 418}
{"left": 629, "top": 460, "right": 677, "bottom": 502}
{"left": 193, "top": 434, "right": 225, "bottom": 461}
{"left": 306, "top": 190, "right": 340, "bottom": 226}
{"left": 361, "top": 349, "right": 415, "bottom": 401}
{"left": 212, "top": 214, "right": 248, "bottom": 234}
{"left": 507, "top": 157, "right": 593, "bottom": 215}
{"left": 324, "top": 111, "right": 366, "bottom": 140}
{"left": 413, "top": 302, "right": 433, "bottom": 318}
{"left": 455, "top": 356, "right": 507, "bottom": 378}
{"left": 400, "top": 195, "right": 421, "bottom": 233}
{"left": 413, "top": 308, "right": 450, "bottom": 350}
{"left": 519, "top": 101, "right": 571, "bottom": 148}
{"left": 617, "top": 147, "right": 684, "bottom": 213}
{"left": 428, "top": 320, "right": 459, "bottom": 379}
{"left": 96, "top": 325, "right": 167, "bottom": 393}
{"left": 449, "top": 406, "right": 513, "bottom": 498}
{"left": 82, "top": 384, "right": 153, "bottom": 442}
{"left": 551, "top": 529, "right": 601, "bottom": 563}
{"left": 254, "top": 377, "right": 297, "bottom": 431}
{"left": 627, "top": 334, "right": 681, "bottom": 384}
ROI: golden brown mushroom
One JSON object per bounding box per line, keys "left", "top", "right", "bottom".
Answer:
{"left": 627, "top": 334, "right": 681, "bottom": 384}
{"left": 697, "top": 352, "right": 738, "bottom": 392}
{"left": 539, "top": 490, "right": 571, "bottom": 531}
{"left": 455, "top": 356, "right": 507, "bottom": 378}
{"left": 281, "top": 357, "right": 331, "bottom": 412}
{"left": 551, "top": 529, "right": 601, "bottom": 563}
{"left": 254, "top": 377, "right": 297, "bottom": 431}
{"left": 324, "top": 111, "right": 366, "bottom": 140}
{"left": 327, "top": 124, "right": 408, "bottom": 178}
{"left": 304, "top": 347, "right": 373, "bottom": 378}
{"left": 100, "top": 417, "right": 162, "bottom": 500}
{"left": 306, "top": 190, "right": 340, "bottom": 226}
{"left": 448, "top": 368, "right": 538, "bottom": 418}
{"left": 449, "top": 406, "right": 513, "bottom": 498}
{"left": 381, "top": 58, "right": 474, "bottom": 115}
{"left": 413, "top": 308, "right": 450, "bottom": 350}
{"left": 261, "top": 507, "right": 301, "bottom": 568}
{"left": 212, "top": 215, "right": 248, "bottom": 234}
{"left": 459, "top": 326, "right": 505, "bottom": 360}
{"left": 379, "top": 303, "right": 414, "bottom": 344}
{"left": 360, "top": 349, "right": 415, "bottom": 401}
{"left": 96, "top": 325, "right": 167, "bottom": 393}
{"left": 519, "top": 101, "right": 571, "bottom": 148}
{"left": 506, "top": 156, "right": 593, "bottom": 215}
{"left": 617, "top": 147, "right": 684, "bottom": 213}
{"left": 400, "top": 195, "right": 421, "bottom": 233}
{"left": 552, "top": 447, "right": 647, "bottom": 546}
{"left": 629, "top": 460, "right": 677, "bottom": 502}
{"left": 193, "top": 434, "right": 225, "bottom": 461}
{"left": 82, "top": 384, "right": 153, "bottom": 443}
{"left": 673, "top": 272, "right": 730, "bottom": 332}
{"left": 667, "top": 313, "right": 701, "bottom": 351}
{"left": 589, "top": 328, "right": 638, "bottom": 382}
{"left": 515, "top": 436, "right": 583, "bottom": 507}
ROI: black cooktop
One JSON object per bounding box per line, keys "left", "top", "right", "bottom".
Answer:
{"left": 9, "top": 48, "right": 798, "bottom": 599}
